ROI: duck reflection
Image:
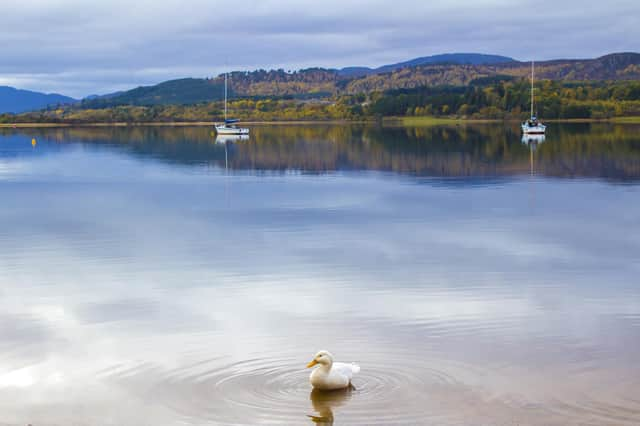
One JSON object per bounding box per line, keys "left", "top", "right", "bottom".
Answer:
{"left": 308, "top": 387, "right": 354, "bottom": 425}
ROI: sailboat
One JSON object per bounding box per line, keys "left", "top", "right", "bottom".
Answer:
{"left": 215, "top": 72, "right": 249, "bottom": 136}
{"left": 521, "top": 61, "right": 546, "bottom": 135}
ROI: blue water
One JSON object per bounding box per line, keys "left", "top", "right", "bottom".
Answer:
{"left": 0, "top": 124, "right": 639, "bottom": 425}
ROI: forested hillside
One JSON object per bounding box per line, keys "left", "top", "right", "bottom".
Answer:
{"left": 5, "top": 78, "right": 640, "bottom": 123}
{"left": 77, "top": 53, "right": 640, "bottom": 108}
{"left": 2, "top": 53, "right": 639, "bottom": 122}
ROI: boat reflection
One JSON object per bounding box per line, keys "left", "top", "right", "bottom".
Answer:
{"left": 215, "top": 134, "right": 249, "bottom": 144}
{"left": 522, "top": 133, "right": 545, "bottom": 175}
{"left": 521, "top": 133, "right": 545, "bottom": 210}
{"left": 215, "top": 134, "right": 248, "bottom": 171}
{"left": 308, "top": 387, "right": 353, "bottom": 425}
{"left": 521, "top": 133, "right": 546, "bottom": 146}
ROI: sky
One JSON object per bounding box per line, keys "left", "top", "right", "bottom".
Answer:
{"left": 0, "top": 0, "right": 638, "bottom": 98}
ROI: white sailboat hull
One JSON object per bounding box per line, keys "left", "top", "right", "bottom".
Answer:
{"left": 215, "top": 125, "right": 249, "bottom": 135}
{"left": 215, "top": 71, "right": 250, "bottom": 136}
{"left": 521, "top": 61, "right": 547, "bottom": 135}
{"left": 521, "top": 123, "right": 546, "bottom": 134}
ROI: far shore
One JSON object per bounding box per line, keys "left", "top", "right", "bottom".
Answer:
{"left": 0, "top": 120, "right": 364, "bottom": 128}
{"left": 391, "top": 116, "right": 640, "bottom": 126}
{"left": 1, "top": 116, "right": 639, "bottom": 129}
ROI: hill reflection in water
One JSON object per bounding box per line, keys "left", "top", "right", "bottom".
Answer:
{"left": 3, "top": 122, "right": 640, "bottom": 182}
{"left": 1, "top": 123, "right": 640, "bottom": 425}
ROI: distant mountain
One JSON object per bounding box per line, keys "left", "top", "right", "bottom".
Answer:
{"left": 80, "top": 71, "right": 337, "bottom": 108}
{"left": 77, "top": 52, "right": 640, "bottom": 108}
{"left": 338, "top": 67, "right": 375, "bottom": 77}
{"left": 493, "top": 52, "right": 640, "bottom": 80}
{"left": 85, "top": 91, "right": 125, "bottom": 100}
{"left": 339, "top": 53, "right": 515, "bottom": 77}
{"left": 0, "top": 86, "right": 76, "bottom": 113}
{"left": 81, "top": 79, "right": 224, "bottom": 108}
{"left": 345, "top": 53, "right": 640, "bottom": 93}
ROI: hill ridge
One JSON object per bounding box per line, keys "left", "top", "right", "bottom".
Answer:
{"left": 3, "top": 52, "right": 638, "bottom": 113}
{"left": 0, "top": 86, "right": 76, "bottom": 114}
{"left": 79, "top": 52, "right": 639, "bottom": 108}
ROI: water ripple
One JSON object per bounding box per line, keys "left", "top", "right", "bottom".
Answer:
{"left": 96, "top": 353, "right": 541, "bottom": 425}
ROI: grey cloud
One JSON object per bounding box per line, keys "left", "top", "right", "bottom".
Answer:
{"left": 0, "top": 313, "right": 62, "bottom": 367}
{"left": 0, "top": 0, "right": 638, "bottom": 97}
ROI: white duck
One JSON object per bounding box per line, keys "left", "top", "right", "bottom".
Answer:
{"left": 306, "top": 350, "right": 360, "bottom": 390}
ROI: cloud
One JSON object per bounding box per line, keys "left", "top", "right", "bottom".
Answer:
{"left": 0, "top": 0, "right": 638, "bottom": 97}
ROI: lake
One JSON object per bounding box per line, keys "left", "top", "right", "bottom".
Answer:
{"left": 1, "top": 123, "right": 639, "bottom": 425}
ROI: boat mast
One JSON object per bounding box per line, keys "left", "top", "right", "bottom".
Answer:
{"left": 224, "top": 72, "right": 228, "bottom": 121}
{"left": 531, "top": 61, "right": 534, "bottom": 119}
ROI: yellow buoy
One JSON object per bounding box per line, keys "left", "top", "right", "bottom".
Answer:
{"left": 31, "top": 138, "right": 36, "bottom": 147}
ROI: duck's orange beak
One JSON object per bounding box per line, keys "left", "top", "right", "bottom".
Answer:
{"left": 306, "top": 359, "right": 318, "bottom": 368}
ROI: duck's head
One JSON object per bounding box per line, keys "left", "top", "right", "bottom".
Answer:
{"left": 306, "top": 350, "right": 333, "bottom": 368}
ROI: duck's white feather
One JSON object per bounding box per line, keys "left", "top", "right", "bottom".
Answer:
{"left": 308, "top": 351, "right": 360, "bottom": 390}
{"left": 332, "top": 362, "right": 360, "bottom": 377}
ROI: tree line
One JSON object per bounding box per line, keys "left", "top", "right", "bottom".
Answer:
{"left": 367, "top": 78, "right": 640, "bottom": 119}
{"left": 1, "top": 78, "right": 639, "bottom": 123}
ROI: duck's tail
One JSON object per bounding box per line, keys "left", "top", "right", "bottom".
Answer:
{"left": 351, "top": 363, "right": 360, "bottom": 374}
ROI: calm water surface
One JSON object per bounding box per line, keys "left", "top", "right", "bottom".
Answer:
{"left": 1, "top": 124, "right": 639, "bottom": 425}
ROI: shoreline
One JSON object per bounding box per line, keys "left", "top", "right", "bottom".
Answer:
{"left": 389, "top": 116, "right": 640, "bottom": 126}
{"left": 0, "top": 120, "right": 368, "bottom": 129}
{"left": 1, "top": 116, "right": 639, "bottom": 129}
